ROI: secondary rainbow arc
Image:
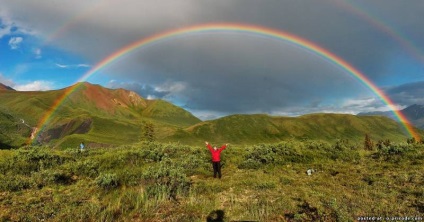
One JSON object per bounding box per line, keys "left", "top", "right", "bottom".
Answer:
{"left": 31, "top": 23, "right": 420, "bottom": 143}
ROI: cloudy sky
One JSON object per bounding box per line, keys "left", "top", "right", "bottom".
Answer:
{"left": 1, "top": 0, "right": 423, "bottom": 119}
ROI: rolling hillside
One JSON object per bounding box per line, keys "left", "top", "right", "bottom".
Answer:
{"left": 1, "top": 82, "right": 422, "bottom": 148}
{"left": 0, "top": 109, "right": 32, "bottom": 148}
{"left": 170, "top": 113, "right": 419, "bottom": 145}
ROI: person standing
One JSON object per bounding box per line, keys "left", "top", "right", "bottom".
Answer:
{"left": 80, "top": 142, "right": 85, "bottom": 152}
{"left": 205, "top": 141, "right": 228, "bottom": 179}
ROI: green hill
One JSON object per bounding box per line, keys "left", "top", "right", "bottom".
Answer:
{"left": 170, "top": 113, "right": 421, "bottom": 145}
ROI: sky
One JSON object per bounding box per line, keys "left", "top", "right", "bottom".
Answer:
{"left": 0, "top": 0, "right": 423, "bottom": 120}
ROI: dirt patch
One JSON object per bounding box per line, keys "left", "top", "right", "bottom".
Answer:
{"left": 37, "top": 118, "right": 92, "bottom": 143}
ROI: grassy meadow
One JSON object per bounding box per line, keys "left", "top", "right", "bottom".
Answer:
{"left": 0, "top": 139, "right": 423, "bottom": 221}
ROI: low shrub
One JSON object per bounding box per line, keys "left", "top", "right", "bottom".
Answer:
{"left": 95, "top": 173, "right": 120, "bottom": 189}
{"left": 71, "top": 159, "right": 100, "bottom": 178}
{"left": 238, "top": 158, "right": 261, "bottom": 170}
{"left": 238, "top": 142, "right": 316, "bottom": 169}
{"left": 0, "top": 174, "right": 32, "bottom": 191}
{"left": 4, "top": 147, "right": 71, "bottom": 175}
{"left": 142, "top": 159, "right": 191, "bottom": 201}
{"left": 375, "top": 142, "right": 415, "bottom": 161}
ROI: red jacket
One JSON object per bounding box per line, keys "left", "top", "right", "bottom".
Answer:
{"left": 206, "top": 144, "right": 227, "bottom": 162}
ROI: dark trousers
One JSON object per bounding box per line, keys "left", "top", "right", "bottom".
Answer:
{"left": 212, "top": 161, "right": 221, "bottom": 178}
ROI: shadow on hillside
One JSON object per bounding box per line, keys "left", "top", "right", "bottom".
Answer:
{"left": 206, "top": 209, "right": 259, "bottom": 222}
{"left": 207, "top": 210, "right": 225, "bottom": 222}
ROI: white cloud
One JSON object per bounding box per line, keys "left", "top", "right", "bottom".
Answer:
{"left": 14, "top": 80, "right": 53, "bottom": 91}
{"left": 342, "top": 98, "right": 379, "bottom": 109}
{"left": 341, "top": 97, "right": 405, "bottom": 113}
{"left": 8, "top": 36, "right": 23, "bottom": 49}
{"left": 155, "top": 81, "right": 186, "bottom": 93}
{"left": 77, "top": 64, "right": 90, "bottom": 68}
{"left": 1, "top": 73, "right": 54, "bottom": 91}
{"left": 55, "top": 63, "right": 69, "bottom": 68}
{"left": 146, "top": 95, "right": 156, "bottom": 100}
{"left": 55, "top": 63, "right": 90, "bottom": 69}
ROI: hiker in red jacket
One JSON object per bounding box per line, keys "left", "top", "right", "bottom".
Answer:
{"left": 205, "top": 141, "right": 228, "bottom": 179}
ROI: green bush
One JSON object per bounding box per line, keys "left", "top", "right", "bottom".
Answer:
{"left": 238, "top": 142, "right": 315, "bottom": 169}
{"left": 116, "top": 168, "right": 144, "bottom": 186}
{"left": 95, "top": 173, "right": 120, "bottom": 189}
{"left": 375, "top": 142, "right": 415, "bottom": 161}
{"left": 142, "top": 159, "right": 191, "bottom": 201}
{"left": 71, "top": 159, "right": 100, "bottom": 178}
{"left": 0, "top": 174, "right": 32, "bottom": 191}
{"left": 238, "top": 158, "right": 261, "bottom": 169}
{"left": 4, "top": 147, "right": 71, "bottom": 175}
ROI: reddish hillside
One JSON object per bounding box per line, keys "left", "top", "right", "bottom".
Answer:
{"left": 0, "top": 83, "right": 15, "bottom": 91}
{"left": 68, "top": 82, "right": 148, "bottom": 113}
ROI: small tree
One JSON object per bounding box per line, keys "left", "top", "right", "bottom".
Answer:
{"left": 141, "top": 121, "right": 155, "bottom": 142}
{"left": 407, "top": 137, "right": 416, "bottom": 144}
{"left": 364, "top": 134, "right": 374, "bottom": 150}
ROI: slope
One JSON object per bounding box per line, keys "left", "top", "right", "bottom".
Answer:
{"left": 173, "top": 113, "right": 421, "bottom": 145}
{"left": 0, "top": 109, "right": 32, "bottom": 148}
{"left": 0, "top": 83, "right": 15, "bottom": 91}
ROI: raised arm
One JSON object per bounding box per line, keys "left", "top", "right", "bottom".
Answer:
{"left": 205, "top": 141, "right": 213, "bottom": 151}
{"left": 219, "top": 143, "right": 228, "bottom": 151}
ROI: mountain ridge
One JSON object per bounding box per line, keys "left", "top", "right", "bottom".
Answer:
{"left": 358, "top": 104, "right": 424, "bottom": 129}
{"left": 174, "top": 112, "right": 415, "bottom": 144}
{"left": 0, "top": 82, "right": 422, "bottom": 148}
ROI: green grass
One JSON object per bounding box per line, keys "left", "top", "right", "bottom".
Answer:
{"left": 0, "top": 140, "right": 422, "bottom": 221}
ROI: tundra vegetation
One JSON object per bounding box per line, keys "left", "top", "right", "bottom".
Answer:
{"left": 0, "top": 139, "right": 423, "bottom": 221}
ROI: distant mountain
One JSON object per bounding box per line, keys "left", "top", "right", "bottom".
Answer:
{"left": 0, "top": 83, "right": 15, "bottom": 91}
{"left": 0, "top": 82, "right": 421, "bottom": 148}
{"left": 358, "top": 104, "right": 424, "bottom": 129}
{"left": 402, "top": 104, "right": 424, "bottom": 129}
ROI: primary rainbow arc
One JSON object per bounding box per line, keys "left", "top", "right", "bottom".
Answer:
{"left": 31, "top": 23, "right": 420, "bottom": 142}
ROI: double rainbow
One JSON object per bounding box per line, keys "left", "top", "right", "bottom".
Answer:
{"left": 31, "top": 23, "right": 420, "bottom": 142}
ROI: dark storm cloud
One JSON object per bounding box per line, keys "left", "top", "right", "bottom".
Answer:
{"left": 105, "top": 35, "right": 362, "bottom": 113}
{"left": 385, "top": 81, "right": 424, "bottom": 105}
{"left": 1, "top": 0, "right": 423, "bottom": 116}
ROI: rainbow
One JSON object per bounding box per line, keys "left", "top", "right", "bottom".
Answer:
{"left": 31, "top": 23, "right": 420, "bottom": 142}
{"left": 336, "top": 0, "right": 424, "bottom": 63}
